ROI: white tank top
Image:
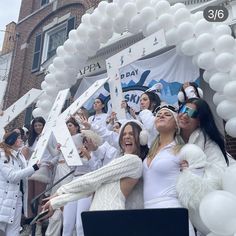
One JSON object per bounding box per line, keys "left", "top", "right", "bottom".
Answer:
{"left": 143, "top": 142, "right": 181, "bottom": 203}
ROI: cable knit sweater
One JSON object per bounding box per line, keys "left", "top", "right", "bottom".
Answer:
{"left": 50, "top": 154, "right": 143, "bottom": 210}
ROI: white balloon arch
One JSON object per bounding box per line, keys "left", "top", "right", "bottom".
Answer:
{"left": 33, "top": 0, "right": 236, "bottom": 137}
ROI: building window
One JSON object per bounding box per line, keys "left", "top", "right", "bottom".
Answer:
{"left": 46, "top": 24, "right": 67, "bottom": 60}
{"left": 32, "top": 17, "right": 75, "bottom": 72}
{"left": 41, "top": 0, "right": 49, "bottom": 6}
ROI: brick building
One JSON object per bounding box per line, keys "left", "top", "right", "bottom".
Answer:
{"left": 3, "top": 0, "right": 236, "bottom": 158}
{"left": 4, "top": 0, "right": 101, "bottom": 127}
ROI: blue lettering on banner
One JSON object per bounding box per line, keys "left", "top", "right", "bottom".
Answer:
{"left": 120, "top": 69, "right": 139, "bottom": 80}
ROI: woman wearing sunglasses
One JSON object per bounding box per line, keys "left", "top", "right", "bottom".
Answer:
{"left": 177, "top": 97, "right": 228, "bottom": 236}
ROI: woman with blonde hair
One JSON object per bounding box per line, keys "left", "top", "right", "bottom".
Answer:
{"left": 143, "top": 104, "right": 196, "bottom": 236}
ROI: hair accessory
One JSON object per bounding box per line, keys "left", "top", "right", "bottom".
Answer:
{"left": 178, "top": 85, "right": 203, "bottom": 103}
{"left": 4, "top": 132, "right": 20, "bottom": 146}
{"left": 145, "top": 82, "right": 163, "bottom": 96}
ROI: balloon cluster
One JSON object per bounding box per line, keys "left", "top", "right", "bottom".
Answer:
{"left": 34, "top": 0, "right": 236, "bottom": 137}
{"left": 199, "top": 164, "right": 236, "bottom": 236}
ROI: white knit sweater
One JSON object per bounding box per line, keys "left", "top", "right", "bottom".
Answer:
{"left": 50, "top": 154, "right": 143, "bottom": 210}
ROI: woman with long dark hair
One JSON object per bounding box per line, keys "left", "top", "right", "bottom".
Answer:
{"left": 177, "top": 97, "right": 228, "bottom": 235}
{"left": 41, "top": 121, "right": 149, "bottom": 216}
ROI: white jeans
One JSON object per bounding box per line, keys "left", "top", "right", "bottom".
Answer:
{"left": 62, "top": 197, "right": 92, "bottom": 236}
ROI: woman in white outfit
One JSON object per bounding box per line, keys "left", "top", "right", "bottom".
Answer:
{"left": 176, "top": 98, "right": 228, "bottom": 236}
{"left": 0, "top": 131, "right": 40, "bottom": 236}
{"left": 88, "top": 97, "right": 108, "bottom": 128}
{"left": 143, "top": 104, "right": 196, "bottom": 236}
{"left": 42, "top": 120, "right": 149, "bottom": 215}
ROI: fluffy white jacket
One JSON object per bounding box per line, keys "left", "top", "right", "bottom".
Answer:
{"left": 0, "top": 149, "right": 35, "bottom": 224}
{"left": 176, "top": 129, "right": 227, "bottom": 235}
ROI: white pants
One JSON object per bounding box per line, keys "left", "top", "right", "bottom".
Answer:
{"left": 0, "top": 195, "right": 22, "bottom": 236}
{"left": 145, "top": 196, "right": 196, "bottom": 236}
{"left": 45, "top": 209, "right": 62, "bottom": 236}
{"left": 62, "top": 197, "right": 92, "bottom": 236}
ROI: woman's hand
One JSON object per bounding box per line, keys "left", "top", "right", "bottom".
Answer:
{"left": 79, "top": 145, "right": 92, "bottom": 160}
{"left": 180, "top": 160, "right": 189, "bottom": 171}
{"left": 79, "top": 115, "right": 91, "bottom": 130}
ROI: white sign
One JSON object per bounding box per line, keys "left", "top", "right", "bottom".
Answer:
{"left": 28, "top": 89, "right": 70, "bottom": 165}
{"left": 53, "top": 120, "right": 82, "bottom": 166}
{"left": 0, "top": 88, "right": 44, "bottom": 140}
{"left": 0, "top": 81, "right": 7, "bottom": 106}
{"left": 54, "top": 77, "right": 109, "bottom": 166}
{"left": 106, "top": 29, "right": 167, "bottom": 119}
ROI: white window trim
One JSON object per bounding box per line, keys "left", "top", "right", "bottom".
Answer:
{"left": 41, "top": 22, "right": 67, "bottom": 63}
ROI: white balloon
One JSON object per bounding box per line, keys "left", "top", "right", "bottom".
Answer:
{"left": 229, "top": 64, "right": 236, "bottom": 81}
{"left": 113, "top": 12, "right": 128, "bottom": 34}
{"left": 39, "top": 99, "right": 53, "bottom": 111}
{"left": 86, "top": 38, "right": 100, "bottom": 52}
{"left": 203, "top": 70, "right": 216, "bottom": 83}
{"left": 165, "top": 27, "right": 179, "bottom": 46}
{"left": 217, "top": 99, "right": 236, "bottom": 120}
{"left": 68, "top": 29, "right": 78, "bottom": 41}
{"left": 197, "top": 52, "right": 216, "bottom": 70}
{"left": 174, "top": 8, "right": 191, "bottom": 26}
{"left": 90, "top": 9, "right": 102, "bottom": 27}
{"left": 213, "top": 92, "right": 226, "bottom": 106}
{"left": 169, "top": 3, "right": 186, "bottom": 14}
{"left": 100, "top": 16, "right": 114, "bottom": 30}
{"left": 44, "top": 74, "right": 56, "bottom": 85}
{"left": 223, "top": 81, "right": 236, "bottom": 101}
{"left": 214, "top": 24, "right": 232, "bottom": 37}
{"left": 63, "top": 39, "right": 76, "bottom": 54}
{"left": 48, "top": 64, "right": 56, "bottom": 74}
{"left": 145, "top": 20, "right": 162, "bottom": 37}
{"left": 81, "top": 13, "right": 91, "bottom": 25}
{"left": 100, "top": 29, "right": 113, "bottom": 43}
{"left": 41, "top": 81, "right": 48, "bottom": 90}
{"left": 215, "top": 35, "right": 235, "bottom": 54}
{"left": 155, "top": 1, "right": 170, "bottom": 18}
{"left": 225, "top": 117, "right": 236, "bottom": 137}
{"left": 97, "top": 1, "right": 108, "bottom": 13}
{"left": 177, "top": 22, "right": 194, "bottom": 41}
{"left": 54, "top": 71, "right": 68, "bottom": 83}
{"left": 32, "top": 107, "right": 44, "bottom": 118}
{"left": 194, "top": 19, "right": 213, "bottom": 36}
{"left": 106, "top": 2, "right": 120, "bottom": 18}
{"left": 56, "top": 46, "right": 67, "bottom": 57}
{"left": 136, "top": 0, "right": 151, "bottom": 11}
{"left": 190, "top": 11, "right": 203, "bottom": 23}
{"left": 181, "top": 38, "right": 197, "bottom": 56}
{"left": 53, "top": 57, "right": 65, "bottom": 69}
{"left": 122, "top": 2, "right": 137, "bottom": 20}
{"left": 140, "top": 7, "right": 156, "bottom": 24}
{"left": 128, "top": 14, "right": 144, "bottom": 34}
{"left": 76, "top": 23, "right": 88, "bottom": 41}
{"left": 209, "top": 72, "right": 229, "bottom": 92}
{"left": 215, "top": 53, "right": 235, "bottom": 73}
{"left": 158, "top": 13, "right": 174, "bottom": 31}
{"left": 222, "top": 164, "right": 236, "bottom": 195}
{"left": 200, "top": 190, "right": 236, "bottom": 236}
{"left": 196, "top": 33, "right": 215, "bottom": 52}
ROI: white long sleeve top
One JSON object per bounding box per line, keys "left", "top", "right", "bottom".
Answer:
{"left": 50, "top": 154, "right": 143, "bottom": 210}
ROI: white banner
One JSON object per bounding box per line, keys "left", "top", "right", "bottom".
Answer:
{"left": 74, "top": 48, "right": 199, "bottom": 113}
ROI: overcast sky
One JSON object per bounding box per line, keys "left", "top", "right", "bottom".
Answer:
{"left": 0, "top": 1, "right": 22, "bottom": 50}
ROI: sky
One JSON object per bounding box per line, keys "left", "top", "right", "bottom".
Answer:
{"left": 0, "top": 1, "right": 22, "bottom": 50}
